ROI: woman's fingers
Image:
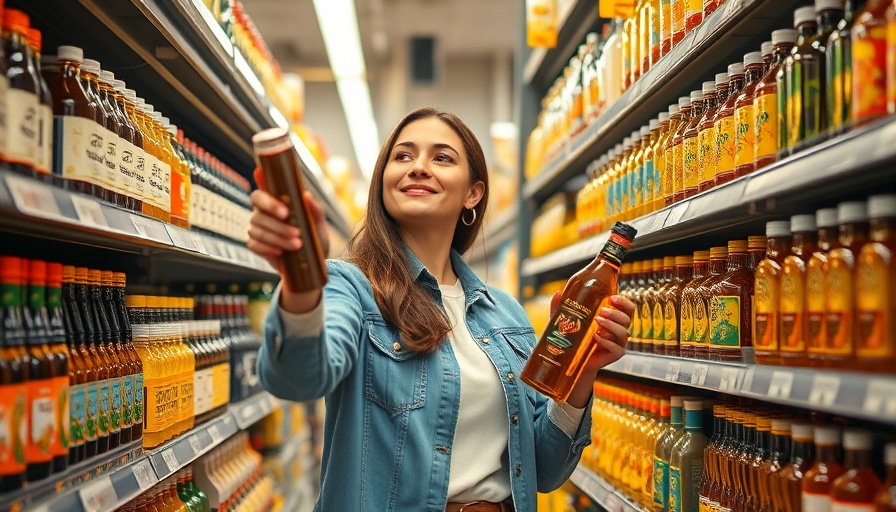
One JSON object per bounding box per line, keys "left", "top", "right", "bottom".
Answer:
{"left": 248, "top": 224, "right": 302, "bottom": 251}
{"left": 610, "top": 294, "right": 636, "bottom": 318}
{"left": 250, "top": 189, "right": 290, "bottom": 220}
{"left": 250, "top": 208, "right": 300, "bottom": 239}
{"left": 596, "top": 335, "right": 626, "bottom": 361}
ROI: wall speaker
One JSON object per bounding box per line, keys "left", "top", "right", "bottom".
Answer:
{"left": 409, "top": 36, "right": 437, "bottom": 85}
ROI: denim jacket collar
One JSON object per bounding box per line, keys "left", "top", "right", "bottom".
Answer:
{"left": 403, "top": 244, "right": 495, "bottom": 308}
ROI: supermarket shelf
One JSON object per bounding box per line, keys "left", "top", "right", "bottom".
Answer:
{"left": 522, "top": 0, "right": 804, "bottom": 201}
{"left": 569, "top": 466, "right": 649, "bottom": 512}
{"left": 15, "top": 392, "right": 281, "bottom": 512}
{"left": 23, "top": 0, "right": 351, "bottom": 239}
{"left": 0, "top": 170, "right": 278, "bottom": 282}
{"left": 603, "top": 353, "right": 896, "bottom": 426}
{"left": 521, "top": 115, "right": 896, "bottom": 278}
{"left": 522, "top": 0, "right": 587, "bottom": 88}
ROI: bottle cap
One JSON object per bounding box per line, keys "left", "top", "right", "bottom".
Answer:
{"left": 74, "top": 267, "right": 89, "bottom": 284}
{"left": 653, "top": 258, "right": 664, "bottom": 271}
{"left": 756, "top": 416, "right": 772, "bottom": 431}
{"left": 868, "top": 194, "right": 896, "bottom": 218}
{"left": 837, "top": 201, "right": 868, "bottom": 224}
{"left": 690, "top": 90, "right": 704, "bottom": 101}
{"left": 885, "top": 443, "right": 896, "bottom": 465}
{"left": 684, "top": 399, "right": 703, "bottom": 411}
{"left": 632, "top": 260, "right": 642, "bottom": 272}
{"left": 610, "top": 221, "right": 637, "bottom": 242}
{"left": 113, "top": 272, "right": 127, "bottom": 286}
{"left": 669, "top": 103, "right": 681, "bottom": 115}
{"left": 772, "top": 29, "right": 799, "bottom": 45}
{"left": 815, "top": 0, "right": 844, "bottom": 11}
{"left": 761, "top": 41, "right": 774, "bottom": 56}
{"left": 47, "top": 262, "right": 63, "bottom": 287}
{"left": 702, "top": 81, "right": 716, "bottom": 94}
{"left": 99, "top": 70, "right": 114, "bottom": 84}
{"left": 27, "top": 28, "right": 42, "bottom": 52}
{"left": 728, "top": 240, "right": 748, "bottom": 253}
{"left": 641, "top": 126, "right": 651, "bottom": 137}
{"left": 794, "top": 6, "right": 817, "bottom": 26}
{"left": 62, "top": 265, "right": 75, "bottom": 283}
{"left": 632, "top": 131, "right": 642, "bottom": 143}
{"left": 607, "top": 148, "right": 616, "bottom": 160}
{"left": 650, "top": 118, "right": 661, "bottom": 131}
{"left": 3, "top": 9, "right": 30, "bottom": 34}
{"left": 81, "top": 58, "right": 101, "bottom": 75}
{"left": 790, "top": 214, "right": 816, "bottom": 232}
{"left": 664, "top": 256, "right": 676, "bottom": 267}
{"left": 0, "top": 256, "right": 23, "bottom": 282}
{"left": 623, "top": 137, "right": 633, "bottom": 149}
{"left": 814, "top": 425, "right": 841, "bottom": 445}
{"left": 675, "top": 255, "right": 693, "bottom": 266}
{"left": 744, "top": 51, "right": 764, "bottom": 67}
{"left": 715, "top": 72, "right": 730, "bottom": 85}
{"left": 126, "top": 295, "right": 147, "bottom": 308}
{"left": 710, "top": 246, "right": 728, "bottom": 259}
{"left": 679, "top": 96, "right": 691, "bottom": 108}
{"left": 112, "top": 79, "right": 125, "bottom": 91}
{"left": 659, "top": 112, "right": 670, "bottom": 123}
{"left": 791, "top": 423, "right": 815, "bottom": 440}
{"left": 124, "top": 89, "right": 137, "bottom": 100}
{"left": 816, "top": 207, "right": 838, "bottom": 228}
{"left": 27, "top": 259, "right": 46, "bottom": 285}
{"left": 671, "top": 396, "right": 686, "bottom": 407}
{"left": 842, "top": 429, "right": 873, "bottom": 450}
{"left": 101, "top": 270, "right": 113, "bottom": 283}
{"left": 749, "top": 235, "right": 768, "bottom": 249}
{"left": 57, "top": 45, "right": 84, "bottom": 63}
{"left": 766, "top": 221, "right": 791, "bottom": 236}
{"left": 614, "top": 143, "right": 623, "bottom": 155}
{"left": 693, "top": 250, "right": 710, "bottom": 261}
{"left": 727, "top": 62, "right": 744, "bottom": 76}
{"left": 771, "top": 419, "right": 792, "bottom": 435}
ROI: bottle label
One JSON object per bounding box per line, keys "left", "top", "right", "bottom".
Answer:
{"left": 661, "top": 142, "right": 672, "bottom": 199}
{"left": 806, "top": 259, "right": 826, "bottom": 353}
{"left": 642, "top": 450, "right": 655, "bottom": 497}
{"left": 672, "top": 0, "right": 685, "bottom": 34}
{"left": 803, "top": 493, "right": 832, "bottom": 512}
{"left": 98, "top": 379, "right": 111, "bottom": 436}
{"left": 545, "top": 298, "right": 594, "bottom": 351}
{"left": 117, "top": 140, "right": 137, "bottom": 202}
{"left": 194, "top": 368, "right": 207, "bottom": 416}
{"left": 644, "top": 160, "right": 655, "bottom": 205}
{"left": 0, "top": 383, "right": 27, "bottom": 475}
{"left": 5, "top": 89, "right": 39, "bottom": 168}
{"left": 754, "top": 270, "right": 779, "bottom": 352}
{"left": 823, "top": 256, "right": 853, "bottom": 355}
{"left": 36, "top": 104, "right": 54, "bottom": 175}
{"left": 134, "top": 372, "right": 143, "bottom": 427}
{"left": 830, "top": 501, "right": 875, "bottom": 512}
{"left": 213, "top": 364, "right": 231, "bottom": 409}
{"left": 710, "top": 295, "right": 741, "bottom": 347}
{"left": 133, "top": 148, "right": 148, "bottom": 204}
{"left": 670, "top": 465, "right": 682, "bottom": 512}
{"left": 653, "top": 300, "right": 667, "bottom": 343}
{"left": 110, "top": 377, "right": 122, "bottom": 433}
{"left": 632, "top": 299, "right": 643, "bottom": 342}
{"left": 780, "top": 264, "right": 807, "bottom": 353}
{"left": 103, "top": 130, "right": 122, "bottom": 196}
{"left": 123, "top": 374, "right": 134, "bottom": 428}
{"left": 852, "top": 27, "right": 888, "bottom": 121}
{"left": 144, "top": 375, "right": 178, "bottom": 433}
{"left": 85, "top": 381, "right": 98, "bottom": 442}
{"left": 684, "top": 136, "right": 700, "bottom": 190}
{"left": 694, "top": 296, "right": 710, "bottom": 345}
{"left": 671, "top": 141, "right": 683, "bottom": 196}
{"left": 828, "top": 40, "right": 848, "bottom": 129}
{"left": 641, "top": 301, "right": 654, "bottom": 343}
{"left": 178, "top": 372, "right": 194, "bottom": 424}
{"left": 714, "top": 116, "right": 735, "bottom": 176}
{"left": 654, "top": 457, "right": 670, "bottom": 509}
{"left": 698, "top": 126, "right": 717, "bottom": 185}
{"left": 171, "top": 164, "right": 189, "bottom": 223}
{"left": 50, "top": 376, "right": 69, "bottom": 457}
{"left": 621, "top": 170, "right": 631, "bottom": 214}
{"left": 754, "top": 92, "right": 778, "bottom": 161}
{"left": 70, "top": 383, "right": 86, "bottom": 445}
{"left": 630, "top": 167, "right": 641, "bottom": 211}
{"left": 664, "top": 300, "right": 678, "bottom": 342}
{"left": 856, "top": 249, "right": 892, "bottom": 358}
{"left": 26, "top": 378, "right": 55, "bottom": 463}
{"left": 734, "top": 104, "right": 755, "bottom": 168}
{"left": 680, "top": 295, "right": 695, "bottom": 344}
{"left": 0, "top": 77, "right": 9, "bottom": 158}
{"left": 53, "top": 116, "right": 106, "bottom": 189}
{"left": 147, "top": 155, "right": 172, "bottom": 214}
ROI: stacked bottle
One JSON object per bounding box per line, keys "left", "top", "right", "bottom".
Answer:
{"left": 194, "top": 295, "right": 256, "bottom": 402}
{"left": 191, "top": 432, "right": 276, "bottom": 512}
{"left": 119, "top": 467, "right": 212, "bottom": 512}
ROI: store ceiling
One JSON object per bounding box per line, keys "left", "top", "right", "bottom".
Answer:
{"left": 241, "top": 0, "right": 517, "bottom": 173}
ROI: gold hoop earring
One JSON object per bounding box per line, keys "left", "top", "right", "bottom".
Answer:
{"left": 461, "top": 207, "right": 476, "bottom": 226}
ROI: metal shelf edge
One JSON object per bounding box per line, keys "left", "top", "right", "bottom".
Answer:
{"left": 569, "top": 466, "right": 649, "bottom": 512}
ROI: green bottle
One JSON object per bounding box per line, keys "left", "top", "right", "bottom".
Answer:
{"left": 654, "top": 396, "right": 686, "bottom": 512}
{"left": 669, "top": 399, "right": 710, "bottom": 512}
{"left": 781, "top": 6, "right": 819, "bottom": 153}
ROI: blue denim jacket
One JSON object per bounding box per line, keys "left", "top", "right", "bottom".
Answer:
{"left": 256, "top": 249, "right": 593, "bottom": 511}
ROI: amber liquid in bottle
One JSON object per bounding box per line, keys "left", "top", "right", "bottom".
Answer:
{"left": 826, "top": 0, "right": 865, "bottom": 133}
{"left": 61, "top": 266, "right": 87, "bottom": 465}
{"left": 855, "top": 196, "right": 896, "bottom": 372}
{"left": 851, "top": 0, "right": 890, "bottom": 126}
{"left": 755, "top": 227, "right": 790, "bottom": 365}
{"left": 875, "top": 444, "right": 896, "bottom": 512}
{"left": 44, "top": 263, "right": 70, "bottom": 474}
{"left": 754, "top": 33, "right": 797, "bottom": 170}
{"left": 699, "top": 79, "right": 726, "bottom": 192}
{"left": 830, "top": 431, "right": 883, "bottom": 512}
{"left": 824, "top": 205, "right": 869, "bottom": 368}
{"left": 759, "top": 420, "right": 793, "bottom": 512}
{"left": 669, "top": 99, "right": 694, "bottom": 204}
{"left": 806, "top": 211, "right": 839, "bottom": 366}
{"left": 683, "top": 87, "right": 712, "bottom": 198}
{"left": 252, "top": 128, "right": 328, "bottom": 293}
{"left": 699, "top": 404, "right": 726, "bottom": 512}
{"left": 802, "top": 427, "right": 845, "bottom": 512}
{"left": 101, "top": 271, "right": 129, "bottom": 445}
{"left": 663, "top": 256, "right": 692, "bottom": 356}
{"left": 27, "top": 30, "right": 54, "bottom": 180}
{"left": 660, "top": 104, "right": 683, "bottom": 207}
{"left": 695, "top": 247, "right": 728, "bottom": 360}
{"left": 74, "top": 267, "right": 101, "bottom": 459}
{"left": 710, "top": 241, "right": 755, "bottom": 361}
{"left": 715, "top": 67, "right": 745, "bottom": 187}
{"left": 779, "top": 425, "right": 816, "bottom": 512}
{"left": 521, "top": 222, "right": 637, "bottom": 401}
{"left": 778, "top": 216, "right": 816, "bottom": 367}
{"left": 643, "top": 259, "right": 663, "bottom": 354}
{"left": 652, "top": 257, "right": 675, "bottom": 354}
{"left": 680, "top": 250, "right": 709, "bottom": 359}
{"left": 734, "top": 56, "right": 765, "bottom": 178}
{"left": 0, "top": 257, "right": 28, "bottom": 490}
{"left": 3, "top": 11, "right": 39, "bottom": 177}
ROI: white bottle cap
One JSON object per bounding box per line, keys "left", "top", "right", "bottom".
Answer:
{"left": 772, "top": 29, "right": 799, "bottom": 45}
{"left": 679, "top": 96, "right": 691, "bottom": 108}
{"left": 598, "top": 155, "right": 608, "bottom": 167}
{"left": 614, "top": 143, "right": 624, "bottom": 154}
{"left": 112, "top": 79, "right": 126, "bottom": 92}
{"left": 771, "top": 419, "right": 792, "bottom": 433}
{"left": 744, "top": 51, "right": 764, "bottom": 67}
{"left": 842, "top": 429, "right": 873, "bottom": 450}
{"left": 641, "top": 126, "right": 651, "bottom": 137}
{"left": 815, "top": 0, "right": 844, "bottom": 12}
{"left": 124, "top": 89, "right": 137, "bottom": 100}
{"left": 671, "top": 396, "right": 685, "bottom": 407}
{"left": 766, "top": 220, "right": 791, "bottom": 236}
{"left": 57, "top": 45, "right": 84, "bottom": 63}
{"left": 650, "top": 118, "right": 661, "bottom": 130}
{"left": 81, "top": 59, "right": 101, "bottom": 75}
{"left": 816, "top": 208, "right": 838, "bottom": 228}
{"left": 794, "top": 6, "right": 817, "bottom": 26}
{"left": 607, "top": 149, "right": 617, "bottom": 160}
{"left": 791, "top": 423, "right": 814, "bottom": 440}
{"left": 690, "top": 90, "right": 704, "bottom": 101}
{"left": 761, "top": 41, "right": 774, "bottom": 56}
{"left": 837, "top": 201, "right": 868, "bottom": 224}
{"left": 868, "top": 194, "right": 896, "bottom": 218}
{"left": 790, "top": 214, "right": 817, "bottom": 232}
{"left": 659, "top": 112, "right": 670, "bottom": 123}
{"left": 702, "top": 81, "right": 717, "bottom": 93}
{"left": 624, "top": 137, "right": 633, "bottom": 149}
{"left": 134, "top": 97, "right": 145, "bottom": 106}
{"left": 160, "top": 116, "right": 169, "bottom": 126}
{"left": 167, "top": 125, "right": 177, "bottom": 136}
{"left": 716, "top": 72, "right": 730, "bottom": 85}
{"left": 684, "top": 399, "right": 703, "bottom": 411}
{"left": 814, "top": 425, "right": 841, "bottom": 445}
{"left": 885, "top": 443, "right": 896, "bottom": 465}
{"left": 728, "top": 62, "right": 745, "bottom": 76}
{"left": 100, "top": 70, "right": 114, "bottom": 84}
{"left": 669, "top": 104, "right": 681, "bottom": 116}
{"left": 632, "top": 131, "right": 642, "bottom": 143}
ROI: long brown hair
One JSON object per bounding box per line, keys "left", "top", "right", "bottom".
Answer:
{"left": 347, "top": 108, "right": 490, "bottom": 355}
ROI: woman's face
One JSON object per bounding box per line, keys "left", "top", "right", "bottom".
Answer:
{"left": 382, "top": 117, "right": 484, "bottom": 229}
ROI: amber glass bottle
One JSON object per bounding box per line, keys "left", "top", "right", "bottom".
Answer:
{"left": 682, "top": 88, "right": 708, "bottom": 199}
{"left": 734, "top": 52, "right": 765, "bottom": 178}
{"left": 709, "top": 240, "right": 754, "bottom": 361}
{"left": 759, "top": 419, "right": 793, "bottom": 512}
{"left": 699, "top": 73, "right": 730, "bottom": 192}
{"left": 641, "top": 260, "right": 658, "bottom": 355}
{"left": 830, "top": 430, "right": 883, "bottom": 512}
{"left": 680, "top": 250, "right": 709, "bottom": 359}
{"left": 653, "top": 256, "right": 676, "bottom": 352}
{"left": 663, "top": 99, "right": 688, "bottom": 206}
{"left": 61, "top": 266, "right": 86, "bottom": 465}
{"left": 23, "top": 259, "right": 55, "bottom": 481}
{"left": 780, "top": 215, "right": 818, "bottom": 367}
{"left": 522, "top": 222, "right": 637, "bottom": 401}
{"left": 762, "top": 40, "right": 775, "bottom": 73}
{"left": 715, "top": 63, "right": 745, "bottom": 187}
{"left": 824, "top": 201, "right": 869, "bottom": 368}
{"left": 754, "top": 222, "right": 792, "bottom": 365}
{"left": 806, "top": 208, "right": 839, "bottom": 366}
{"left": 779, "top": 423, "right": 816, "bottom": 512}
{"left": 754, "top": 29, "right": 798, "bottom": 170}
{"left": 802, "top": 426, "right": 845, "bottom": 512}
{"left": 851, "top": 0, "right": 890, "bottom": 125}
{"left": 630, "top": 261, "right": 645, "bottom": 352}
{"left": 662, "top": 256, "right": 692, "bottom": 357}
{"left": 0, "top": 257, "right": 27, "bottom": 491}
{"left": 670, "top": 95, "right": 696, "bottom": 204}
{"left": 695, "top": 247, "right": 728, "bottom": 360}
{"left": 2, "top": 9, "right": 39, "bottom": 177}
{"left": 699, "top": 405, "right": 727, "bottom": 512}
{"left": 855, "top": 194, "right": 896, "bottom": 371}
{"left": 26, "top": 29, "right": 53, "bottom": 179}
{"left": 655, "top": 109, "right": 673, "bottom": 211}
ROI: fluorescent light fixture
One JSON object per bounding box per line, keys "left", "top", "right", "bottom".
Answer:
{"left": 313, "top": 0, "right": 380, "bottom": 180}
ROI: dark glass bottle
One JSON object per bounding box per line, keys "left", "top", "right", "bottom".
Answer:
{"left": 709, "top": 240, "right": 754, "bottom": 362}
{"left": 61, "top": 266, "right": 86, "bottom": 465}
{"left": 22, "top": 259, "right": 55, "bottom": 481}
{"left": 0, "top": 256, "right": 28, "bottom": 490}
{"left": 695, "top": 247, "right": 728, "bottom": 360}
{"left": 44, "top": 263, "right": 69, "bottom": 474}
{"left": 2, "top": 9, "right": 39, "bottom": 177}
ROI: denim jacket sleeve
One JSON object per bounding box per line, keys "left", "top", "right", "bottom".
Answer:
{"left": 256, "top": 260, "right": 365, "bottom": 402}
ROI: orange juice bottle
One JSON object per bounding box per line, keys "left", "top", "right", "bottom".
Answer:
{"left": 851, "top": 0, "right": 890, "bottom": 125}
{"left": 715, "top": 62, "right": 745, "bottom": 187}
{"left": 701, "top": 71, "right": 732, "bottom": 192}
{"left": 671, "top": 92, "right": 698, "bottom": 203}
{"left": 662, "top": 100, "right": 686, "bottom": 206}
{"left": 646, "top": 119, "right": 661, "bottom": 214}
{"left": 855, "top": 194, "right": 896, "bottom": 372}
{"left": 638, "top": 125, "right": 653, "bottom": 217}
{"left": 806, "top": 208, "right": 839, "bottom": 366}
{"left": 780, "top": 214, "right": 818, "bottom": 367}
{"left": 754, "top": 29, "right": 798, "bottom": 170}
{"left": 697, "top": 79, "right": 722, "bottom": 193}
{"left": 754, "top": 221, "right": 792, "bottom": 365}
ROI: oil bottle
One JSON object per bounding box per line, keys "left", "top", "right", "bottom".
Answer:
{"left": 754, "top": 221, "right": 792, "bottom": 365}
{"left": 754, "top": 29, "right": 798, "bottom": 170}
{"left": 855, "top": 194, "right": 896, "bottom": 372}
{"left": 780, "top": 214, "right": 818, "bottom": 367}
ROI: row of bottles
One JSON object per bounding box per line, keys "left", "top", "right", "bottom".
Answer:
{"left": 618, "top": 193, "right": 895, "bottom": 369}
{"left": 125, "top": 296, "right": 231, "bottom": 449}
{"left": 0, "top": 256, "right": 145, "bottom": 490}
{"left": 191, "top": 432, "right": 275, "bottom": 512}
{"left": 578, "top": 377, "right": 896, "bottom": 512}
{"left": 193, "top": 295, "right": 261, "bottom": 402}
{"left": 118, "top": 469, "right": 211, "bottom": 512}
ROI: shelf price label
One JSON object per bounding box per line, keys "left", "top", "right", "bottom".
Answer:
{"left": 5, "top": 174, "right": 61, "bottom": 219}
{"left": 208, "top": 423, "right": 223, "bottom": 445}
{"left": 622, "top": 357, "right": 635, "bottom": 374}
{"left": 189, "top": 435, "right": 203, "bottom": 456}
{"left": 863, "top": 379, "right": 896, "bottom": 418}
{"left": 691, "top": 364, "right": 709, "bottom": 386}
{"left": 161, "top": 448, "right": 179, "bottom": 474}
{"left": 808, "top": 375, "right": 841, "bottom": 406}
{"left": 767, "top": 371, "right": 794, "bottom": 399}
{"left": 133, "top": 458, "right": 156, "bottom": 491}
{"left": 70, "top": 194, "right": 109, "bottom": 229}
{"left": 719, "top": 367, "right": 741, "bottom": 392}
{"left": 78, "top": 476, "right": 118, "bottom": 512}
{"left": 665, "top": 361, "right": 682, "bottom": 382}
{"left": 741, "top": 367, "right": 756, "bottom": 393}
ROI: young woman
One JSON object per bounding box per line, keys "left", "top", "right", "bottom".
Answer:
{"left": 248, "top": 108, "right": 635, "bottom": 512}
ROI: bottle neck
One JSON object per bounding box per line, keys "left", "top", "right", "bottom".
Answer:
{"left": 839, "top": 222, "right": 869, "bottom": 247}
{"left": 771, "top": 432, "right": 792, "bottom": 461}
{"left": 727, "top": 251, "right": 748, "bottom": 271}
{"left": 792, "top": 439, "right": 816, "bottom": 465}
{"left": 791, "top": 232, "right": 817, "bottom": 255}
{"left": 817, "top": 443, "right": 842, "bottom": 464}
{"left": 710, "top": 257, "right": 728, "bottom": 275}
{"left": 844, "top": 448, "right": 873, "bottom": 470}
{"left": 671, "top": 406, "right": 683, "bottom": 426}
{"left": 727, "top": 75, "right": 746, "bottom": 99}
{"left": 691, "top": 99, "right": 706, "bottom": 117}
{"left": 757, "top": 429, "right": 771, "bottom": 456}
{"left": 870, "top": 218, "right": 895, "bottom": 241}
{"left": 885, "top": 464, "right": 896, "bottom": 484}
{"left": 772, "top": 43, "right": 796, "bottom": 67}
{"left": 818, "top": 227, "right": 837, "bottom": 250}
{"left": 692, "top": 261, "right": 708, "bottom": 279}
{"left": 675, "top": 265, "right": 693, "bottom": 282}
{"left": 745, "top": 64, "right": 763, "bottom": 84}
{"left": 685, "top": 410, "right": 703, "bottom": 431}
{"left": 818, "top": 10, "right": 843, "bottom": 31}
{"left": 767, "top": 235, "right": 791, "bottom": 260}
{"left": 797, "top": 22, "right": 818, "bottom": 42}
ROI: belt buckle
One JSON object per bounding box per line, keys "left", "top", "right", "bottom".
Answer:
{"left": 459, "top": 502, "right": 487, "bottom": 512}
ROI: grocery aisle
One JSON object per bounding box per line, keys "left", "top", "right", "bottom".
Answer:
{"left": 0, "top": 0, "right": 324, "bottom": 510}
{"left": 520, "top": 0, "right": 895, "bottom": 509}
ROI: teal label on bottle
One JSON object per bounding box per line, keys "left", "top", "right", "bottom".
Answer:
{"left": 98, "top": 380, "right": 110, "bottom": 435}
{"left": 654, "top": 456, "right": 670, "bottom": 510}
{"left": 670, "top": 466, "right": 682, "bottom": 512}
{"left": 631, "top": 166, "right": 641, "bottom": 209}
{"left": 85, "top": 382, "right": 98, "bottom": 441}
{"left": 710, "top": 296, "right": 741, "bottom": 347}
{"left": 70, "top": 383, "right": 86, "bottom": 444}
{"left": 110, "top": 378, "right": 122, "bottom": 433}
{"left": 134, "top": 372, "right": 144, "bottom": 425}
{"left": 123, "top": 375, "right": 134, "bottom": 427}
{"left": 645, "top": 160, "right": 655, "bottom": 204}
